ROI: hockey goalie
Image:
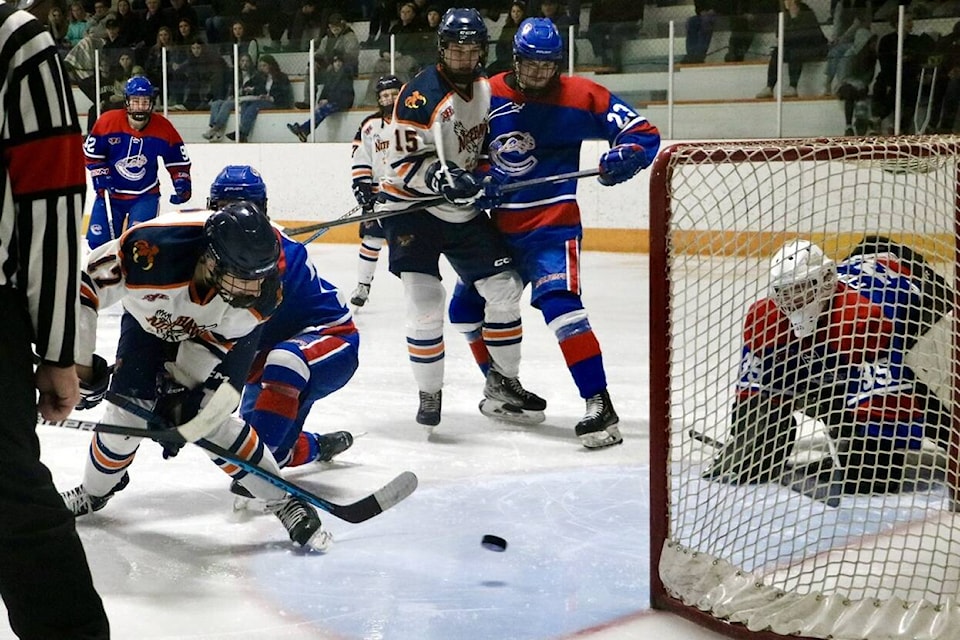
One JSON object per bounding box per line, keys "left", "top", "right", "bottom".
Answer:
{"left": 703, "top": 236, "right": 954, "bottom": 496}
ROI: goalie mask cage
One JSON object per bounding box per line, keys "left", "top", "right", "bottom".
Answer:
{"left": 648, "top": 137, "right": 960, "bottom": 640}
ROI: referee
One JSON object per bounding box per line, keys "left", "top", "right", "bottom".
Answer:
{"left": 0, "top": 4, "right": 110, "bottom": 639}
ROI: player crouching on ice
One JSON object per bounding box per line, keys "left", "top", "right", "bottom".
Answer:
{"left": 703, "top": 236, "right": 953, "bottom": 496}
{"left": 61, "top": 202, "right": 332, "bottom": 550}
{"left": 205, "top": 166, "right": 358, "bottom": 510}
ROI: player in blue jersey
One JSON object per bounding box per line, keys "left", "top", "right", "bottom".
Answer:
{"left": 83, "top": 76, "right": 192, "bottom": 250}
{"left": 447, "top": 18, "right": 661, "bottom": 448}
{"left": 348, "top": 74, "right": 402, "bottom": 308}
{"left": 204, "top": 167, "right": 358, "bottom": 504}
{"left": 704, "top": 238, "right": 953, "bottom": 495}
{"left": 60, "top": 203, "right": 332, "bottom": 550}
{"left": 375, "top": 8, "right": 545, "bottom": 429}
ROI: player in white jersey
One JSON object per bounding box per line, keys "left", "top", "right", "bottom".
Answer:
{"left": 59, "top": 204, "right": 331, "bottom": 550}
{"left": 374, "top": 8, "right": 544, "bottom": 428}
{"left": 348, "top": 74, "right": 402, "bottom": 308}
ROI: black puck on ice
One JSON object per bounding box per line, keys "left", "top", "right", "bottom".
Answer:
{"left": 481, "top": 534, "right": 507, "bottom": 552}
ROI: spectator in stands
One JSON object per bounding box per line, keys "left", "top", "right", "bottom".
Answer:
{"left": 823, "top": 0, "right": 873, "bottom": 95}
{"left": 101, "top": 17, "right": 133, "bottom": 70}
{"left": 228, "top": 53, "right": 292, "bottom": 142}
{"left": 223, "top": 19, "right": 260, "bottom": 63}
{"left": 47, "top": 6, "right": 71, "bottom": 53}
{"left": 390, "top": 2, "right": 432, "bottom": 69}
{"left": 203, "top": 52, "right": 261, "bottom": 141}
{"left": 238, "top": 0, "right": 267, "bottom": 45}
{"left": 873, "top": 10, "right": 936, "bottom": 133}
{"left": 90, "top": 52, "right": 139, "bottom": 128}
{"left": 317, "top": 12, "right": 360, "bottom": 77}
{"left": 87, "top": 0, "right": 115, "bottom": 40}
{"left": 425, "top": 5, "right": 442, "bottom": 30}
{"left": 585, "top": 0, "right": 644, "bottom": 73}
{"left": 264, "top": 0, "right": 299, "bottom": 47}
{"left": 683, "top": 0, "right": 717, "bottom": 64}
{"left": 489, "top": 0, "right": 526, "bottom": 74}
{"left": 755, "top": 0, "right": 829, "bottom": 98}
{"left": 723, "top": 0, "right": 779, "bottom": 62}
{"left": 833, "top": 26, "right": 877, "bottom": 134}
{"left": 174, "top": 17, "right": 201, "bottom": 46}
{"left": 143, "top": 25, "right": 174, "bottom": 89}
{"left": 206, "top": 0, "right": 241, "bottom": 44}
{"left": 115, "top": 0, "right": 142, "bottom": 48}
{"left": 286, "top": 54, "right": 355, "bottom": 141}
{"left": 539, "top": 0, "right": 576, "bottom": 60}
{"left": 176, "top": 40, "right": 228, "bottom": 110}
{"left": 929, "top": 19, "right": 960, "bottom": 132}
{"left": 288, "top": 0, "right": 327, "bottom": 52}
{"left": 363, "top": 44, "right": 418, "bottom": 104}
{"left": 138, "top": 0, "right": 165, "bottom": 53}
{"left": 66, "top": 2, "right": 90, "bottom": 47}
{"left": 366, "top": 0, "right": 398, "bottom": 47}
{"left": 162, "top": 0, "right": 199, "bottom": 36}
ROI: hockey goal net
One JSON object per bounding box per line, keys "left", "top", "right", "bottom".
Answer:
{"left": 648, "top": 137, "right": 960, "bottom": 640}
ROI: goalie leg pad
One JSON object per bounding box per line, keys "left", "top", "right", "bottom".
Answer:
{"left": 703, "top": 394, "right": 797, "bottom": 484}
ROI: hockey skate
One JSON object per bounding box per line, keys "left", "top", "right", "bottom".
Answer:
{"left": 417, "top": 390, "right": 442, "bottom": 428}
{"left": 230, "top": 478, "right": 270, "bottom": 513}
{"left": 575, "top": 390, "right": 622, "bottom": 449}
{"left": 350, "top": 283, "right": 371, "bottom": 307}
{"left": 271, "top": 496, "right": 332, "bottom": 550}
{"left": 479, "top": 370, "right": 546, "bottom": 426}
{"left": 60, "top": 472, "right": 130, "bottom": 517}
{"left": 315, "top": 430, "right": 354, "bottom": 462}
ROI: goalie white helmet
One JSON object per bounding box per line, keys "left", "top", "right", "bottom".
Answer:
{"left": 768, "top": 240, "right": 836, "bottom": 338}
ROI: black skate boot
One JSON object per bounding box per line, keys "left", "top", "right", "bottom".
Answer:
{"left": 60, "top": 472, "right": 130, "bottom": 516}
{"left": 479, "top": 370, "right": 546, "bottom": 425}
{"left": 417, "top": 390, "right": 442, "bottom": 427}
{"left": 271, "top": 496, "right": 332, "bottom": 550}
{"left": 314, "top": 431, "right": 354, "bottom": 462}
{"left": 575, "top": 390, "right": 622, "bottom": 449}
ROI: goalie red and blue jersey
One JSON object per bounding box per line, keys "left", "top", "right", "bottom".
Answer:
{"left": 738, "top": 252, "right": 930, "bottom": 449}
{"left": 482, "top": 72, "right": 660, "bottom": 240}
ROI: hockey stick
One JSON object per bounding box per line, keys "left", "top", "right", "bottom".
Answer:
{"left": 107, "top": 389, "right": 417, "bottom": 522}
{"left": 283, "top": 198, "right": 446, "bottom": 237}
{"left": 297, "top": 202, "right": 363, "bottom": 245}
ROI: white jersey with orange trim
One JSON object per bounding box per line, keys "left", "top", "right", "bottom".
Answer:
{"left": 376, "top": 64, "right": 490, "bottom": 224}
{"left": 351, "top": 112, "right": 393, "bottom": 197}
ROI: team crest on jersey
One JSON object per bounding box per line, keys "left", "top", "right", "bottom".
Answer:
{"left": 107, "top": 136, "right": 122, "bottom": 145}
{"left": 489, "top": 131, "right": 538, "bottom": 175}
{"left": 374, "top": 136, "right": 390, "bottom": 153}
{"left": 147, "top": 310, "right": 217, "bottom": 342}
{"left": 455, "top": 121, "right": 486, "bottom": 156}
{"left": 131, "top": 239, "right": 159, "bottom": 270}
{"left": 404, "top": 91, "right": 427, "bottom": 109}
{"left": 116, "top": 153, "right": 149, "bottom": 183}
{"left": 142, "top": 293, "right": 169, "bottom": 302}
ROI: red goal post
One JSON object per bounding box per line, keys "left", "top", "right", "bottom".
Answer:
{"left": 648, "top": 137, "right": 960, "bottom": 640}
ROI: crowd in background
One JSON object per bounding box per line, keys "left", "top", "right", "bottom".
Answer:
{"left": 36, "top": 0, "right": 960, "bottom": 138}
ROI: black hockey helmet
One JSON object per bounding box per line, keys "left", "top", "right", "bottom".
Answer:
{"left": 202, "top": 202, "right": 279, "bottom": 307}
{"left": 375, "top": 74, "right": 402, "bottom": 116}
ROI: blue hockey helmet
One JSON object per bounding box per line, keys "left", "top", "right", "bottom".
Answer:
{"left": 124, "top": 75, "right": 155, "bottom": 121}
{"left": 512, "top": 18, "right": 562, "bottom": 94}
{"left": 437, "top": 8, "right": 488, "bottom": 82}
{"left": 203, "top": 201, "right": 280, "bottom": 308}
{"left": 513, "top": 18, "right": 564, "bottom": 62}
{"left": 208, "top": 165, "right": 268, "bottom": 215}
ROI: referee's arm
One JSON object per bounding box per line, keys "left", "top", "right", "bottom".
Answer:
{"left": 1, "top": 7, "right": 86, "bottom": 367}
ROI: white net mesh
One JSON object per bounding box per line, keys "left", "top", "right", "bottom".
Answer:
{"left": 651, "top": 137, "right": 960, "bottom": 640}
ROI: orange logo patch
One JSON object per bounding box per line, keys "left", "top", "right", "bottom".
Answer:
{"left": 404, "top": 91, "right": 428, "bottom": 109}
{"left": 131, "top": 239, "right": 159, "bottom": 271}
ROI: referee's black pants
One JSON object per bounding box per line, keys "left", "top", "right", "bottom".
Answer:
{"left": 0, "top": 288, "right": 110, "bottom": 639}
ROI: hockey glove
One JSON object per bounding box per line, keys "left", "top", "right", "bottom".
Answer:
{"left": 598, "top": 143, "right": 648, "bottom": 186}
{"left": 77, "top": 354, "right": 111, "bottom": 410}
{"left": 426, "top": 160, "right": 482, "bottom": 205}
{"left": 353, "top": 181, "right": 375, "bottom": 211}
{"left": 169, "top": 177, "right": 192, "bottom": 205}
{"left": 475, "top": 165, "right": 509, "bottom": 211}
{"left": 89, "top": 164, "right": 113, "bottom": 197}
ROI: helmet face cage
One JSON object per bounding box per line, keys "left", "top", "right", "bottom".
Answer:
{"left": 207, "top": 165, "right": 268, "bottom": 215}
{"left": 437, "top": 8, "right": 488, "bottom": 82}
{"left": 202, "top": 202, "right": 279, "bottom": 308}
{"left": 124, "top": 76, "right": 156, "bottom": 121}
{"left": 375, "top": 75, "right": 402, "bottom": 117}
{"left": 513, "top": 18, "right": 562, "bottom": 94}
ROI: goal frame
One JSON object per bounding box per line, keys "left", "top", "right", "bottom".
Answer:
{"left": 647, "top": 137, "right": 960, "bottom": 640}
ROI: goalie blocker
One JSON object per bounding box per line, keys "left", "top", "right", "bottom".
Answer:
{"left": 704, "top": 236, "right": 954, "bottom": 495}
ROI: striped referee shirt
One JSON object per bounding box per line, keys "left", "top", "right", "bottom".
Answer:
{"left": 0, "top": 3, "right": 85, "bottom": 366}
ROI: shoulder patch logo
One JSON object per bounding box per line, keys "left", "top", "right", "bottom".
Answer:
{"left": 132, "top": 239, "right": 159, "bottom": 271}
{"left": 404, "top": 91, "right": 428, "bottom": 109}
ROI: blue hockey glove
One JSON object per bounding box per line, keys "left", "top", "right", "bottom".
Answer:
{"left": 426, "top": 160, "right": 482, "bottom": 205}
{"left": 169, "top": 177, "right": 192, "bottom": 205}
{"left": 353, "top": 181, "right": 375, "bottom": 211}
{"left": 77, "top": 354, "right": 111, "bottom": 410}
{"left": 89, "top": 164, "right": 112, "bottom": 196}
{"left": 598, "top": 143, "right": 648, "bottom": 186}
{"left": 475, "top": 165, "right": 509, "bottom": 210}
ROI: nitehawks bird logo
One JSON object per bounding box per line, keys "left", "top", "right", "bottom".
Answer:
{"left": 404, "top": 91, "right": 427, "bottom": 109}
{"left": 131, "top": 240, "right": 159, "bottom": 270}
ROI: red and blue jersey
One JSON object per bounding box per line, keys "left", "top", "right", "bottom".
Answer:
{"left": 83, "top": 110, "right": 191, "bottom": 200}
{"left": 483, "top": 72, "right": 660, "bottom": 241}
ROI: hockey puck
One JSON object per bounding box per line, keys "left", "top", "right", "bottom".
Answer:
{"left": 481, "top": 534, "right": 507, "bottom": 552}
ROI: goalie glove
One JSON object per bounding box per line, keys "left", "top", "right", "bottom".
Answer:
{"left": 77, "top": 354, "right": 110, "bottom": 410}
{"left": 425, "top": 160, "right": 482, "bottom": 205}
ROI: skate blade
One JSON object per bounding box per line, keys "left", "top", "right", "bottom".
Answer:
{"left": 479, "top": 399, "right": 545, "bottom": 426}
{"left": 579, "top": 424, "right": 623, "bottom": 449}
{"left": 303, "top": 529, "right": 334, "bottom": 552}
